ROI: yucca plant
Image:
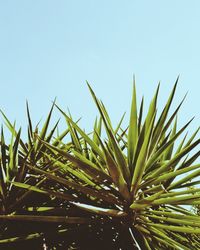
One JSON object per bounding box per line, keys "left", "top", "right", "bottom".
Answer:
{"left": 1, "top": 78, "right": 200, "bottom": 249}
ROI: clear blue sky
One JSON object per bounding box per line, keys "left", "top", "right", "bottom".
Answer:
{"left": 0, "top": 1, "right": 199, "bottom": 137}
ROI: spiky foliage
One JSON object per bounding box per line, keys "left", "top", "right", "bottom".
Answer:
{"left": 1, "top": 79, "right": 200, "bottom": 249}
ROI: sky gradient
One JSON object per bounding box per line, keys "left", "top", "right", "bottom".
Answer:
{"left": 0, "top": 1, "right": 199, "bottom": 138}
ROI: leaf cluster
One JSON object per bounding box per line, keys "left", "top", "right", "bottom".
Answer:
{"left": 0, "top": 79, "right": 200, "bottom": 249}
